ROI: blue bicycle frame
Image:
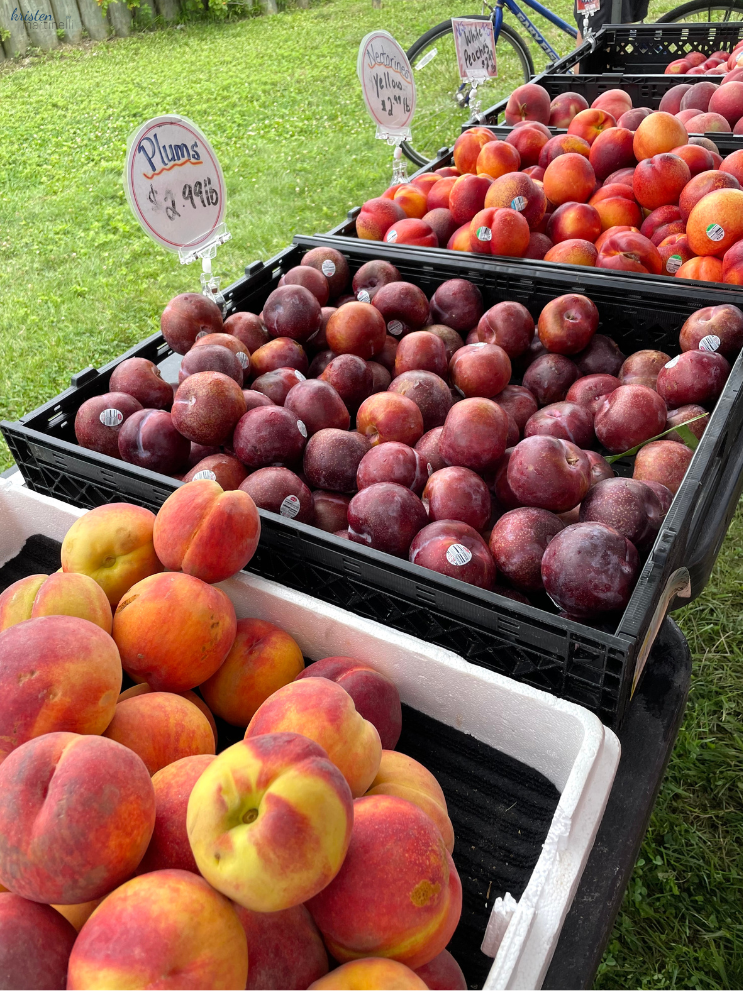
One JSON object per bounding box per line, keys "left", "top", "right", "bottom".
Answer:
{"left": 492, "top": 0, "right": 578, "bottom": 61}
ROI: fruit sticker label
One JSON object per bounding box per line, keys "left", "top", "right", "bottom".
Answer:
{"left": 193, "top": 469, "right": 217, "bottom": 481}
{"left": 297, "top": 420, "right": 308, "bottom": 438}
{"left": 99, "top": 409, "right": 124, "bottom": 427}
{"left": 294, "top": 370, "right": 306, "bottom": 381}
{"left": 357, "top": 290, "right": 371, "bottom": 303}
{"left": 236, "top": 352, "right": 250, "bottom": 368}
{"left": 476, "top": 226, "right": 492, "bottom": 241}
{"left": 321, "top": 260, "right": 336, "bottom": 277}
{"left": 124, "top": 115, "right": 226, "bottom": 254}
{"left": 357, "top": 31, "right": 416, "bottom": 140}
{"left": 665, "top": 356, "right": 680, "bottom": 368}
{"left": 452, "top": 18, "right": 497, "bottom": 82}
{"left": 666, "top": 254, "right": 683, "bottom": 274}
{"left": 386, "top": 228, "right": 398, "bottom": 243}
{"left": 280, "top": 495, "right": 301, "bottom": 519}
{"left": 699, "top": 334, "right": 721, "bottom": 352}
{"left": 511, "top": 196, "right": 527, "bottom": 212}
{"left": 388, "top": 320, "right": 404, "bottom": 336}
{"left": 446, "top": 543, "right": 472, "bottom": 566}
{"left": 706, "top": 223, "right": 725, "bottom": 242}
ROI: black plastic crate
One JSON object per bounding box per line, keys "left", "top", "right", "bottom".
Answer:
{"left": 475, "top": 73, "right": 743, "bottom": 153}
{"left": 4, "top": 239, "right": 743, "bottom": 730}
{"left": 0, "top": 532, "right": 560, "bottom": 991}
{"left": 546, "top": 21, "right": 743, "bottom": 75}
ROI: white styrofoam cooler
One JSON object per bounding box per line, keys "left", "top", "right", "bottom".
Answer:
{"left": 0, "top": 472, "right": 621, "bottom": 991}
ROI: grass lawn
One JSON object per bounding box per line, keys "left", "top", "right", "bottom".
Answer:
{"left": 0, "top": 1, "right": 741, "bottom": 986}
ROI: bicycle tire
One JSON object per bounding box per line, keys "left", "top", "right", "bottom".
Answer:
{"left": 656, "top": 0, "right": 743, "bottom": 21}
{"left": 400, "top": 17, "right": 534, "bottom": 168}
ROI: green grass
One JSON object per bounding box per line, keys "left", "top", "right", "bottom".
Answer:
{"left": 0, "top": 2, "right": 742, "bottom": 987}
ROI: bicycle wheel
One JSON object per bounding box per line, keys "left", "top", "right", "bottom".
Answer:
{"left": 400, "top": 17, "right": 534, "bottom": 168}
{"left": 657, "top": 0, "right": 743, "bottom": 21}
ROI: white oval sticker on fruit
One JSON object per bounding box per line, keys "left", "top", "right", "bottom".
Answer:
{"left": 387, "top": 229, "right": 398, "bottom": 243}
{"left": 706, "top": 223, "right": 725, "bottom": 242}
{"left": 388, "top": 320, "right": 404, "bottom": 336}
{"left": 427, "top": 462, "right": 433, "bottom": 476}
{"left": 476, "top": 226, "right": 492, "bottom": 241}
{"left": 666, "top": 254, "right": 683, "bottom": 274}
{"left": 99, "top": 409, "right": 124, "bottom": 427}
{"left": 193, "top": 469, "right": 217, "bottom": 481}
{"left": 665, "top": 356, "right": 681, "bottom": 368}
{"left": 195, "top": 330, "right": 208, "bottom": 340}
{"left": 446, "top": 543, "right": 472, "bottom": 566}
{"left": 280, "top": 494, "right": 301, "bottom": 518}
{"left": 297, "top": 420, "right": 308, "bottom": 438}
{"left": 510, "top": 196, "right": 527, "bottom": 212}
{"left": 321, "top": 260, "right": 336, "bottom": 277}
{"left": 357, "top": 289, "right": 371, "bottom": 303}
{"left": 699, "top": 334, "right": 721, "bottom": 352}
{"left": 294, "top": 370, "right": 306, "bottom": 381}
{"left": 236, "top": 351, "right": 249, "bottom": 368}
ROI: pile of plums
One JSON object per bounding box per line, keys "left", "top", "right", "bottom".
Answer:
{"left": 73, "top": 246, "right": 742, "bottom": 622}
{"left": 356, "top": 80, "right": 743, "bottom": 286}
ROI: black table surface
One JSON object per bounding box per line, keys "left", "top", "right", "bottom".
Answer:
{"left": 543, "top": 616, "right": 692, "bottom": 990}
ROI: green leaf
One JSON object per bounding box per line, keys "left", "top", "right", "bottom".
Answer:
{"left": 605, "top": 412, "right": 708, "bottom": 464}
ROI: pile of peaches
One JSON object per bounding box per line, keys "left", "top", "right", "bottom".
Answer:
{"left": 665, "top": 40, "right": 743, "bottom": 87}
{"left": 357, "top": 80, "right": 743, "bottom": 284}
{"left": 0, "top": 480, "right": 466, "bottom": 991}
{"left": 72, "top": 246, "right": 741, "bottom": 620}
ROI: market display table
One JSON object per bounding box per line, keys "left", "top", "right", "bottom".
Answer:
{"left": 544, "top": 617, "right": 691, "bottom": 989}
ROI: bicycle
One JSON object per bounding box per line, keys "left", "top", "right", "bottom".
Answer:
{"left": 401, "top": 0, "right": 743, "bottom": 166}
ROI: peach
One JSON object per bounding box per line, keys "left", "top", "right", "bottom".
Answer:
{"left": 469, "top": 207, "right": 530, "bottom": 257}
{"left": 483, "top": 172, "right": 546, "bottom": 229}
{"left": 411, "top": 174, "right": 440, "bottom": 196}
{"left": 236, "top": 903, "right": 329, "bottom": 990}
{"left": 505, "top": 124, "right": 549, "bottom": 167}
{"left": 720, "top": 148, "right": 743, "bottom": 184}
{"left": 641, "top": 204, "right": 683, "bottom": 239}
{"left": 676, "top": 108, "right": 703, "bottom": 125}
{"left": 708, "top": 80, "right": 743, "bottom": 124}
{"left": 200, "top": 618, "right": 304, "bottom": 726}
{"left": 112, "top": 571, "right": 236, "bottom": 691}
{"left": 549, "top": 91, "right": 589, "bottom": 127}
{"left": 188, "top": 733, "right": 353, "bottom": 909}
{"left": 153, "top": 478, "right": 260, "bottom": 584}
{"left": 61, "top": 503, "right": 162, "bottom": 607}
{"left": 161, "top": 293, "right": 223, "bottom": 355}
{"left": 633, "top": 440, "right": 694, "bottom": 494}
{"left": 447, "top": 222, "right": 473, "bottom": 250}
{"left": 687, "top": 112, "right": 731, "bottom": 132}
{"left": 0, "top": 571, "right": 112, "bottom": 634}
{"left": 593, "top": 196, "right": 643, "bottom": 231}
{"left": 594, "top": 225, "right": 640, "bottom": 252}
{"left": 310, "top": 959, "right": 427, "bottom": 990}
{"left": 476, "top": 140, "right": 521, "bottom": 179}
{"left": 415, "top": 950, "right": 467, "bottom": 990}
{"left": 547, "top": 202, "right": 602, "bottom": 243}
{"left": 676, "top": 256, "right": 723, "bottom": 281}
{"left": 393, "top": 184, "right": 428, "bottom": 220}
{"left": 246, "top": 678, "right": 381, "bottom": 797}
{"left": 307, "top": 795, "right": 461, "bottom": 969}
{"left": 650, "top": 220, "right": 687, "bottom": 245}
{"left": 543, "top": 153, "right": 596, "bottom": 206}
{"left": 137, "top": 754, "right": 216, "bottom": 873}
{"left": 588, "top": 126, "right": 636, "bottom": 181}
{"left": 0, "top": 616, "right": 121, "bottom": 763}
{"left": 604, "top": 166, "right": 636, "bottom": 186}
{"left": 385, "top": 218, "right": 438, "bottom": 248}
{"left": 366, "top": 750, "right": 454, "bottom": 852}
{"left": 596, "top": 230, "right": 663, "bottom": 274}
{"left": 619, "top": 107, "right": 653, "bottom": 130}
{"left": 538, "top": 134, "right": 591, "bottom": 169}
{"left": 356, "top": 392, "right": 424, "bottom": 446}
{"left": 504, "top": 82, "right": 551, "bottom": 125}
{"left": 568, "top": 108, "right": 617, "bottom": 146}
{"left": 0, "top": 892, "right": 77, "bottom": 989}
{"left": 118, "top": 684, "right": 218, "bottom": 748}
{"left": 67, "top": 870, "right": 248, "bottom": 990}
{"left": 590, "top": 182, "right": 638, "bottom": 205}
{"left": 326, "top": 302, "right": 387, "bottom": 359}
{"left": 592, "top": 89, "right": 632, "bottom": 121}
{"left": 633, "top": 112, "right": 688, "bottom": 158}
{"left": 669, "top": 142, "right": 714, "bottom": 176}
{"left": 665, "top": 58, "right": 691, "bottom": 74}
{"left": 633, "top": 153, "right": 691, "bottom": 209}
{"left": 53, "top": 898, "right": 104, "bottom": 932}
{"left": 296, "top": 657, "right": 401, "bottom": 751}
{"left": 0, "top": 732, "right": 155, "bottom": 903}
{"left": 659, "top": 234, "right": 695, "bottom": 274}
{"left": 452, "top": 128, "right": 493, "bottom": 174}
{"left": 103, "top": 692, "right": 215, "bottom": 776}
{"left": 544, "top": 239, "right": 598, "bottom": 265}
{"left": 426, "top": 176, "right": 458, "bottom": 211}
{"left": 687, "top": 187, "right": 743, "bottom": 255}
{"left": 722, "top": 237, "right": 743, "bottom": 282}
{"left": 659, "top": 83, "right": 693, "bottom": 114}
{"left": 449, "top": 173, "right": 493, "bottom": 224}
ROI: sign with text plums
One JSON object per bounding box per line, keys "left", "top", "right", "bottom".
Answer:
{"left": 452, "top": 18, "right": 497, "bottom": 82}
{"left": 125, "top": 115, "right": 226, "bottom": 255}
{"left": 357, "top": 30, "right": 416, "bottom": 141}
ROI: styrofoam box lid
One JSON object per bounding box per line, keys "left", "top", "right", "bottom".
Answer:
{"left": 0, "top": 474, "right": 620, "bottom": 991}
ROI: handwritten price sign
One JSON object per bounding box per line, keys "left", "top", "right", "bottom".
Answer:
{"left": 452, "top": 18, "right": 497, "bottom": 82}
{"left": 124, "top": 115, "right": 226, "bottom": 255}
{"left": 357, "top": 30, "right": 416, "bottom": 141}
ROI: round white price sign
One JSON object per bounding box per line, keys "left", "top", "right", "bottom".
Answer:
{"left": 357, "top": 30, "right": 416, "bottom": 137}
{"left": 124, "top": 115, "right": 226, "bottom": 255}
